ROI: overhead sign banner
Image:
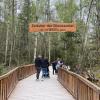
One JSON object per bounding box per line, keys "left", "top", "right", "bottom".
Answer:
{"left": 29, "top": 23, "right": 76, "bottom": 32}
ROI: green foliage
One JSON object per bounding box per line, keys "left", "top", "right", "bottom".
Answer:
{"left": 55, "top": 0, "right": 79, "bottom": 69}
{"left": 0, "top": 65, "right": 3, "bottom": 75}
{"left": 0, "top": 0, "right": 100, "bottom": 75}
{"left": 60, "top": 32, "right": 78, "bottom": 69}
{"left": 30, "top": 3, "right": 36, "bottom": 22}
{"left": 56, "top": 0, "right": 78, "bottom": 22}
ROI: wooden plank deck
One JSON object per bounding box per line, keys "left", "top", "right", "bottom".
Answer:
{"left": 8, "top": 67, "right": 75, "bottom": 100}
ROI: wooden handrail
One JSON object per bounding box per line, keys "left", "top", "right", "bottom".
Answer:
{"left": 1, "top": 65, "right": 100, "bottom": 100}
{"left": 0, "top": 64, "right": 36, "bottom": 100}
{"left": 58, "top": 68, "right": 100, "bottom": 100}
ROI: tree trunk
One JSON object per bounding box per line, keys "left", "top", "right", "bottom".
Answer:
{"left": 46, "top": 0, "right": 51, "bottom": 62}
{"left": 9, "top": 0, "right": 15, "bottom": 67}
{"left": 34, "top": 34, "right": 38, "bottom": 61}
{"left": 48, "top": 34, "right": 51, "bottom": 62}
{"left": 96, "top": 0, "right": 100, "bottom": 64}
{"left": 4, "top": 23, "right": 9, "bottom": 65}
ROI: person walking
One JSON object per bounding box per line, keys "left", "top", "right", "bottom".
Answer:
{"left": 52, "top": 60, "right": 57, "bottom": 75}
{"left": 41, "top": 57, "right": 49, "bottom": 78}
{"left": 35, "top": 55, "right": 42, "bottom": 80}
{"left": 44, "top": 57, "right": 50, "bottom": 77}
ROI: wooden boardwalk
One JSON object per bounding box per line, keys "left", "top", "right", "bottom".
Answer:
{"left": 8, "top": 68, "right": 75, "bottom": 100}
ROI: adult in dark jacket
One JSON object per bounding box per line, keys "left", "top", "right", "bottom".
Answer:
{"left": 35, "top": 55, "right": 42, "bottom": 80}
{"left": 41, "top": 57, "right": 49, "bottom": 77}
{"left": 52, "top": 61, "right": 57, "bottom": 75}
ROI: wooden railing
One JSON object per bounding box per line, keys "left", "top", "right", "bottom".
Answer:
{"left": 0, "top": 64, "right": 35, "bottom": 100}
{"left": 1, "top": 65, "right": 100, "bottom": 100}
{"left": 58, "top": 68, "right": 100, "bottom": 100}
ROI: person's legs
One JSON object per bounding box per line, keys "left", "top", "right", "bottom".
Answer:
{"left": 36, "top": 67, "right": 41, "bottom": 79}
{"left": 46, "top": 67, "right": 50, "bottom": 77}
{"left": 55, "top": 67, "right": 58, "bottom": 73}
{"left": 52, "top": 65, "right": 55, "bottom": 75}
{"left": 42, "top": 68, "right": 45, "bottom": 78}
{"left": 55, "top": 69, "right": 58, "bottom": 73}
{"left": 53, "top": 66, "right": 57, "bottom": 74}
{"left": 45, "top": 67, "right": 48, "bottom": 77}
{"left": 53, "top": 68, "right": 54, "bottom": 75}
{"left": 44, "top": 68, "right": 47, "bottom": 77}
